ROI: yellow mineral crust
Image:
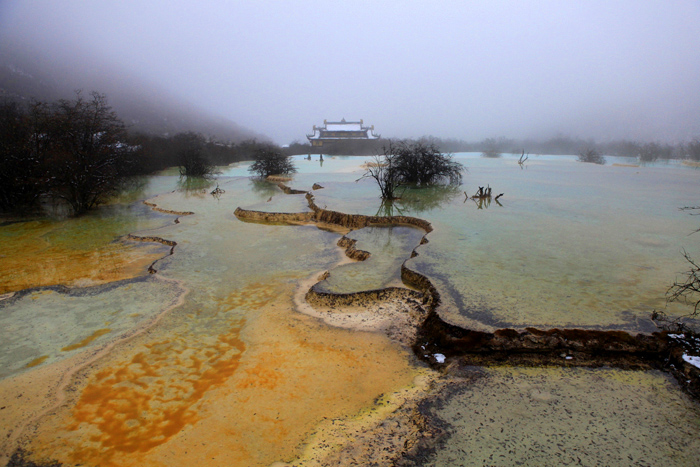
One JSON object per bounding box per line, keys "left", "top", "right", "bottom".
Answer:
{"left": 0, "top": 220, "right": 169, "bottom": 294}
{"left": 17, "top": 282, "right": 418, "bottom": 467}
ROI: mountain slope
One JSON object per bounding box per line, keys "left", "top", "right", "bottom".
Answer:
{"left": 0, "top": 41, "right": 264, "bottom": 142}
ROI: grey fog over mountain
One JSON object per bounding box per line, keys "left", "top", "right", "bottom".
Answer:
{"left": 1, "top": 1, "right": 699, "bottom": 144}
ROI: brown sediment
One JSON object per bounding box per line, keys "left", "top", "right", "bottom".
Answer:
{"left": 0, "top": 198, "right": 192, "bottom": 464}
{"left": 126, "top": 233, "right": 176, "bottom": 252}
{"left": 143, "top": 200, "right": 195, "bottom": 217}
{"left": 306, "top": 192, "right": 433, "bottom": 232}
{"left": 276, "top": 182, "right": 308, "bottom": 195}
{"left": 126, "top": 234, "right": 178, "bottom": 273}
{"left": 266, "top": 175, "right": 293, "bottom": 182}
{"left": 416, "top": 310, "right": 669, "bottom": 367}
{"left": 16, "top": 280, "right": 418, "bottom": 467}
{"left": 0, "top": 195, "right": 189, "bottom": 295}
{"left": 277, "top": 371, "right": 449, "bottom": 467}
{"left": 125, "top": 197, "right": 192, "bottom": 272}
{"left": 25, "top": 355, "right": 49, "bottom": 368}
{"left": 63, "top": 319, "right": 245, "bottom": 464}
{"left": 234, "top": 195, "right": 433, "bottom": 233}
{"left": 61, "top": 328, "right": 112, "bottom": 352}
{"left": 233, "top": 207, "right": 315, "bottom": 225}
{"left": 336, "top": 235, "right": 370, "bottom": 261}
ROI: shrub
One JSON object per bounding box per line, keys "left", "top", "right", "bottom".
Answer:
{"left": 363, "top": 140, "right": 464, "bottom": 200}
{"left": 577, "top": 148, "right": 606, "bottom": 165}
{"left": 249, "top": 147, "right": 297, "bottom": 178}
{"left": 480, "top": 138, "right": 503, "bottom": 158}
{"left": 392, "top": 141, "right": 463, "bottom": 186}
{"left": 175, "top": 132, "right": 216, "bottom": 178}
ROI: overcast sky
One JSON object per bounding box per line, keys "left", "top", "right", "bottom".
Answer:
{"left": 2, "top": 1, "right": 700, "bottom": 144}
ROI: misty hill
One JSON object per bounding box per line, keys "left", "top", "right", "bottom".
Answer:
{"left": 0, "top": 41, "right": 264, "bottom": 142}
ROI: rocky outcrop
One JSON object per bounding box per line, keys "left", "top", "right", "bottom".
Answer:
{"left": 415, "top": 311, "right": 671, "bottom": 368}
{"left": 143, "top": 200, "right": 194, "bottom": 217}
{"left": 305, "top": 192, "right": 434, "bottom": 232}
{"left": 125, "top": 234, "right": 178, "bottom": 273}
{"left": 337, "top": 235, "right": 371, "bottom": 261}
{"left": 276, "top": 182, "right": 307, "bottom": 195}
{"left": 233, "top": 207, "right": 314, "bottom": 224}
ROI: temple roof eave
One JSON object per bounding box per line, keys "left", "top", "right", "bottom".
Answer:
{"left": 307, "top": 119, "right": 380, "bottom": 141}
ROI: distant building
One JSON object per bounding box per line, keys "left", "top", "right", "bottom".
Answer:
{"left": 306, "top": 118, "right": 380, "bottom": 147}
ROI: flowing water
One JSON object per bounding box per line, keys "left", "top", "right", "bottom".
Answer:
{"left": 1, "top": 154, "right": 699, "bottom": 466}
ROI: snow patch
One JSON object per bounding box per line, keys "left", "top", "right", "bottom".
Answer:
{"left": 682, "top": 354, "right": 700, "bottom": 368}
{"left": 434, "top": 353, "right": 446, "bottom": 363}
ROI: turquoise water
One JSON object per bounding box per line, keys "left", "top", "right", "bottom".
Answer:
{"left": 298, "top": 153, "right": 700, "bottom": 331}
{"left": 4, "top": 153, "right": 697, "bottom": 378}
{"left": 314, "top": 226, "right": 426, "bottom": 294}
{"left": 2, "top": 153, "right": 700, "bottom": 465}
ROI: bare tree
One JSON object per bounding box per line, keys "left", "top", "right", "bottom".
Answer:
{"left": 518, "top": 149, "right": 529, "bottom": 169}
{"left": 40, "top": 91, "right": 135, "bottom": 215}
{"left": 361, "top": 153, "right": 402, "bottom": 200}
{"left": 0, "top": 101, "right": 43, "bottom": 212}
{"left": 686, "top": 139, "right": 700, "bottom": 162}
{"left": 653, "top": 208, "right": 700, "bottom": 334}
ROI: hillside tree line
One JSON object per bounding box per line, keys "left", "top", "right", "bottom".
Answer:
{"left": 0, "top": 92, "right": 281, "bottom": 215}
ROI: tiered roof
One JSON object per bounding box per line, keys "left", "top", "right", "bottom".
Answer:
{"left": 307, "top": 118, "right": 380, "bottom": 142}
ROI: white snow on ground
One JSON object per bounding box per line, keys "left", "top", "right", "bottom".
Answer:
{"left": 434, "top": 353, "right": 446, "bottom": 363}
{"left": 682, "top": 354, "right": 700, "bottom": 368}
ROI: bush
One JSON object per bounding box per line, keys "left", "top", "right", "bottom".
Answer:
{"left": 363, "top": 140, "right": 464, "bottom": 200}
{"left": 392, "top": 141, "right": 463, "bottom": 186}
{"left": 480, "top": 138, "right": 504, "bottom": 158}
{"left": 248, "top": 147, "right": 297, "bottom": 178}
{"left": 577, "top": 148, "right": 606, "bottom": 165}
{"left": 175, "top": 132, "right": 216, "bottom": 177}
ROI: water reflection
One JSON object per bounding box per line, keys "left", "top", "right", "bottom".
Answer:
{"left": 314, "top": 226, "right": 425, "bottom": 294}
{"left": 375, "top": 185, "right": 462, "bottom": 216}
{"left": 176, "top": 176, "right": 214, "bottom": 195}
{"left": 249, "top": 178, "right": 279, "bottom": 198}
{"left": 465, "top": 193, "right": 503, "bottom": 209}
